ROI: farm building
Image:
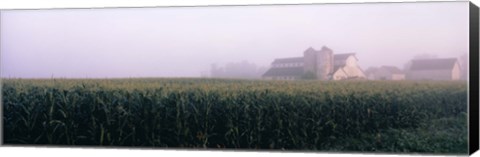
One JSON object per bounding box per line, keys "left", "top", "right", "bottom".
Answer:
{"left": 405, "top": 58, "right": 461, "bottom": 80}
{"left": 262, "top": 46, "right": 366, "bottom": 80}
{"left": 364, "top": 67, "right": 378, "bottom": 80}
{"left": 365, "top": 66, "right": 405, "bottom": 80}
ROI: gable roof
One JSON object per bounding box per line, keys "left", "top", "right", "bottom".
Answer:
{"left": 331, "top": 65, "right": 344, "bottom": 75}
{"left": 334, "top": 53, "right": 357, "bottom": 61}
{"left": 262, "top": 67, "right": 304, "bottom": 77}
{"left": 409, "top": 58, "right": 458, "bottom": 71}
{"left": 271, "top": 53, "right": 357, "bottom": 65}
{"left": 380, "top": 66, "right": 404, "bottom": 74}
{"left": 272, "top": 57, "right": 303, "bottom": 64}
{"left": 331, "top": 67, "right": 347, "bottom": 77}
{"left": 330, "top": 65, "right": 349, "bottom": 76}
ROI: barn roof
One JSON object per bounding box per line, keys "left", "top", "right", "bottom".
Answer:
{"left": 272, "top": 57, "right": 303, "bottom": 64}
{"left": 271, "top": 53, "right": 356, "bottom": 65}
{"left": 380, "top": 66, "right": 404, "bottom": 74}
{"left": 409, "top": 58, "right": 458, "bottom": 71}
{"left": 331, "top": 65, "right": 344, "bottom": 74}
{"left": 334, "top": 53, "right": 357, "bottom": 61}
{"left": 262, "top": 67, "right": 304, "bottom": 77}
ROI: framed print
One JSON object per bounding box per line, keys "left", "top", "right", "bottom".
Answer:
{"left": 1, "top": 0, "right": 479, "bottom": 156}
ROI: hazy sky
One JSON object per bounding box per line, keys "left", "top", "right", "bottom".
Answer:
{"left": 0, "top": 2, "right": 469, "bottom": 78}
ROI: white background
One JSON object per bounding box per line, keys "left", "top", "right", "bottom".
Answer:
{"left": 0, "top": 0, "right": 478, "bottom": 157}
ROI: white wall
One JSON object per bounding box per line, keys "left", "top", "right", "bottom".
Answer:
{"left": 332, "top": 69, "right": 348, "bottom": 80}
{"left": 452, "top": 63, "right": 461, "bottom": 80}
{"left": 346, "top": 56, "right": 357, "bottom": 67}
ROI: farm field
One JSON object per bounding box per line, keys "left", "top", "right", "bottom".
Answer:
{"left": 1, "top": 78, "right": 468, "bottom": 154}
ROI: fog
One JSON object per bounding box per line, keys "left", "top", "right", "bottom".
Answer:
{"left": 0, "top": 2, "right": 469, "bottom": 78}
{"left": 210, "top": 61, "right": 268, "bottom": 79}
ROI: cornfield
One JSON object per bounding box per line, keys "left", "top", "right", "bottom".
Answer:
{"left": 2, "top": 78, "right": 468, "bottom": 154}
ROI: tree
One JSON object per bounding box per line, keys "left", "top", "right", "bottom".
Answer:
{"left": 210, "top": 60, "right": 265, "bottom": 79}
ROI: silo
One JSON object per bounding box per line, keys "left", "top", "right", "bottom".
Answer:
{"left": 303, "top": 47, "right": 317, "bottom": 75}
{"left": 316, "top": 46, "right": 334, "bottom": 80}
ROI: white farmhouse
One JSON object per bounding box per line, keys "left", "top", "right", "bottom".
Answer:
{"left": 329, "top": 53, "right": 366, "bottom": 80}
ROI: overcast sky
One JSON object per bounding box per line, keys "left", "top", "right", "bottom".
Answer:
{"left": 0, "top": 1, "right": 469, "bottom": 78}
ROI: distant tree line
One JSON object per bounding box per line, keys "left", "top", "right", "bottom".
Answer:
{"left": 210, "top": 61, "right": 267, "bottom": 79}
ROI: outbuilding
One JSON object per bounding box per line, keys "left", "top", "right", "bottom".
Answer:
{"left": 405, "top": 58, "right": 461, "bottom": 80}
